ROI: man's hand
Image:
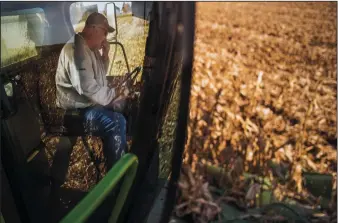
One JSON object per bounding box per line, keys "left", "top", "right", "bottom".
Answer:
{"left": 120, "top": 85, "right": 130, "bottom": 97}
{"left": 105, "top": 86, "right": 130, "bottom": 112}
{"left": 101, "top": 39, "right": 110, "bottom": 60}
{"left": 115, "top": 85, "right": 130, "bottom": 99}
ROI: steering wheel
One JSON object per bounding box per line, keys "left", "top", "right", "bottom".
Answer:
{"left": 116, "top": 66, "right": 142, "bottom": 89}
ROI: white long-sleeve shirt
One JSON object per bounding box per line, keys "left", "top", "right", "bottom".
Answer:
{"left": 55, "top": 33, "right": 116, "bottom": 109}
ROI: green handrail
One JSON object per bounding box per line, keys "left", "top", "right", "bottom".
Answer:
{"left": 60, "top": 153, "right": 138, "bottom": 223}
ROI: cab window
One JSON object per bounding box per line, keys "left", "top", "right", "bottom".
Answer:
{"left": 1, "top": 8, "right": 46, "bottom": 68}
{"left": 69, "top": 2, "right": 130, "bottom": 33}
{"left": 69, "top": 2, "right": 148, "bottom": 77}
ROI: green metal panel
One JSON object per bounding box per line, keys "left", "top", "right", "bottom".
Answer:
{"left": 60, "top": 153, "right": 138, "bottom": 223}
{"left": 0, "top": 212, "right": 5, "bottom": 223}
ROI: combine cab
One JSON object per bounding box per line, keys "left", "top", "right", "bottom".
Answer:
{"left": 0, "top": 2, "right": 195, "bottom": 223}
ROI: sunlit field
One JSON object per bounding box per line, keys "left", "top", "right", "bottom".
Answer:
{"left": 176, "top": 2, "right": 337, "bottom": 222}
{"left": 107, "top": 14, "right": 148, "bottom": 77}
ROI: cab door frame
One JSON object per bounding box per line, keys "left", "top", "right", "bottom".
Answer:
{"left": 119, "top": 2, "right": 195, "bottom": 223}
{"left": 0, "top": 2, "right": 74, "bottom": 223}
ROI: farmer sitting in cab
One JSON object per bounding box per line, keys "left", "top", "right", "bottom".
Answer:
{"left": 55, "top": 12, "right": 129, "bottom": 169}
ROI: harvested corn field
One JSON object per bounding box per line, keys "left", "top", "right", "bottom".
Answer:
{"left": 176, "top": 2, "right": 337, "bottom": 222}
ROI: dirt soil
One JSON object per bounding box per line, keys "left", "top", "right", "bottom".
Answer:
{"left": 178, "top": 2, "right": 337, "bottom": 222}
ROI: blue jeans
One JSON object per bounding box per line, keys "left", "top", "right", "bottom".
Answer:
{"left": 83, "top": 106, "right": 127, "bottom": 169}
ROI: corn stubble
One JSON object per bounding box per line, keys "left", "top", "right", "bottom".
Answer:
{"left": 177, "top": 2, "right": 337, "bottom": 222}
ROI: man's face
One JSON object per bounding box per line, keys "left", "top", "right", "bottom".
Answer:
{"left": 92, "top": 25, "right": 108, "bottom": 49}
